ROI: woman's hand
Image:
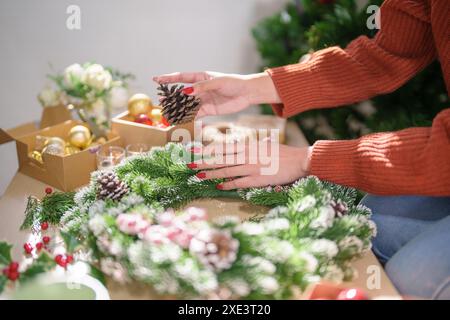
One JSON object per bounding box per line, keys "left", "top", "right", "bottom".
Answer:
{"left": 153, "top": 71, "right": 281, "bottom": 119}
{"left": 187, "top": 141, "right": 313, "bottom": 190}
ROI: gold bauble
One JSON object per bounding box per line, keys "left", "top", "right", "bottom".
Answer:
{"left": 69, "top": 125, "right": 92, "bottom": 149}
{"left": 30, "top": 151, "right": 43, "bottom": 164}
{"left": 128, "top": 93, "right": 152, "bottom": 117}
{"left": 95, "top": 137, "right": 107, "bottom": 145}
{"left": 65, "top": 145, "right": 81, "bottom": 155}
{"left": 150, "top": 108, "right": 163, "bottom": 123}
{"left": 42, "top": 144, "right": 65, "bottom": 156}
{"left": 44, "top": 136, "right": 66, "bottom": 149}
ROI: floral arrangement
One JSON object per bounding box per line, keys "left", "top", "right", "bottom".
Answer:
{"left": 4, "top": 143, "right": 376, "bottom": 299}
{"left": 38, "top": 62, "right": 134, "bottom": 128}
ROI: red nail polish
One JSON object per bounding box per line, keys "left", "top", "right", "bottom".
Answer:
{"left": 196, "top": 172, "right": 206, "bottom": 179}
{"left": 216, "top": 184, "right": 224, "bottom": 190}
{"left": 187, "top": 163, "right": 197, "bottom": 169}
{"left": 190, "top": 147, "right": 202, "bottom": 154}
{"left": 182, "top": 87, "right": 194, "bottom": 95}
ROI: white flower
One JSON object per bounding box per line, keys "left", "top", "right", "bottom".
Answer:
{"left": 368, "top": 220, "right": 377, "bottom": 237}
{"left": 226, "top": 279, "right": 251, "bottom": 297}
{"left": 82, "top": 64, "right": 112, "bottom": 91}
{"left": 116, "top": 213, "right": 150, "bottom": 236}
{"left": 182, "top": 207, "right": 207, "bottom": 222}
{"left": 338, "top": 236, "right": 364, "bottom": 252}
{"left": 296, "top": 195, "right": 317, "bottom": 212}
{"left": 242, "top": 256, "right": 276, "bottom": 274}
{"left": 263, "top": 218, "right": 289, "bottom": 232}
{"left": 63, "top": 63, "right": 84, "bottom": 88}
{"left": 88, "top": 200, "right": 107, "bottom": 217}
{"left": 323, "top": 264, "right": 345, "bottom": 282}
{"left": 257, "top": 276, "right": 279, "bottom": 294}
{"left": 143, "top": 225, "right": 170, "bottom": 245}
{"left": 310, "top": 205, "right": 335, "bottom": 229}
{"left": 88, "top": 215, "right": 106, "bottom": 236}
{"left": 265, "top": 206, "right": 288, "bottom": 219}
{"left": 236, "top": 222, "right": 264, "bottom": 235}
{"left": 298, "top": 252, "right": 318, "bottom": 273}
{"left": 109, "top": 239, "right": 124, "bottom": 257}
{"left": 107, "top": 86, "right": 129, "bottom": 109}
{"left": 174, "top": 259, "right": 196, "bottom": 279}
{"left": 38, "top": 87, "right": 60, "bottom": 107}
{"left": 149, "top": 244, "right": 182, "bottom": 263}
{"left": 100, "top": 258, "right": 128, "bottom": 284}
{"left": 310, "top": 239, "right": 339, "bottom": 259}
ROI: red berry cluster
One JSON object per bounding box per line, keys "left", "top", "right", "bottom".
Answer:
{"left": 2, "top": 262, "right": 20, "bottom": 281}
{"left": 23, "top": 221, "right": 52, "bottom": 255}
{"left": 54, "top": 254, "right": 74, "bottom": 269}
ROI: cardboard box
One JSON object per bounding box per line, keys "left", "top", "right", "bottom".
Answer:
{"left": 40, "top": 105, "right": 73, "bottom": 129}
{"left": 111, "top": 110, "right": 195, "bottom": 147}
{"left": 1, "top": 120, "right": 121, "bottom": 191}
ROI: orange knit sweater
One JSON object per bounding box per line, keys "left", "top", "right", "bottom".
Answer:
{"left": 267, "top": 0, "right": 450, "bottom": 196}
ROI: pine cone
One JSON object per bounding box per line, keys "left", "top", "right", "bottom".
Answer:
{"left": 96, "top": 171, "right": 129, "bottom": 201}
{"left": 331, "top": 199, "right": 349, "bottom": 217}
{"left": 189, "top": 229, "right": 239, "bottom": 272}
{"left": 157, "top": 83, "right": 200, "bottom": 125}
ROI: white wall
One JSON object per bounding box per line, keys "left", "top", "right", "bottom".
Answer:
{"left": 0, "top": 0, "right": 289, "bottom": 194}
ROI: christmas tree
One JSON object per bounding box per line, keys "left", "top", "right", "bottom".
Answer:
{"left": 252, "top": 0, "right": 448, "bottom": 142}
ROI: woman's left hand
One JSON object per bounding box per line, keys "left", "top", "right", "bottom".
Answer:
{"left": 188, "top": 142, "right": 313, "bottom": 190}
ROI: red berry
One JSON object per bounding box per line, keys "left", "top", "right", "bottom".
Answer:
{"left": 2, "top": 267, "right": 9, "bottom": 276}
{"left": 45, "top": 187, "right": 53, "bottom": 194}
{"left": 40, "top": 221, "right": 49, "bottom": 230}
{"left": 7, "top": 271, "right": 20, "bottom": 281}
{"left": 54, "top": 254, "right": 67, "bottom": 268}
{"left": 36, "top": 242, "right": 44, "bottom": 251}
{"left": 9, "top": 262, "right": 19, "bottom": 272}
{"left": 337, "top": 288, "right": 368, "bottom": 300}
{"left": 42, "top": 236, "right": 51, "bottom": 244}
{"left": 161, "top": 116, "right": 170, "bottom": 127}
{"left": 66, "top": 255, "right": 74, "bottom": 264}
{"left": 134, "top": 114, "right": 153, "bottom": 126}
{"left": 23, "top": 243, "right": 33, "bottom": 254}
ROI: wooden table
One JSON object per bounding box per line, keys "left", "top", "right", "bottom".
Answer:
{"left": 0, "top": 122, "right": 399, "bottom": 299}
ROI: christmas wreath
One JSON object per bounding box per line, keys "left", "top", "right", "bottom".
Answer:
{"left": 6, "top": 143, "right": 375, "bottom": 299}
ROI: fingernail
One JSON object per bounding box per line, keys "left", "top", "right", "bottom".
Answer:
{"left": 187, "top": 163, "right": 197, "bottom": 169}
{"left": 196, "top": 172, "right": 206, "bottom": 179}
{"left": 182, "top": 87, "right": 194, "bottom": 95}
{"left": 190, "top": 147, "right": 202, "bottom": 154}
{"left": 216, "top": 184, "right": 224, "bottom": 190}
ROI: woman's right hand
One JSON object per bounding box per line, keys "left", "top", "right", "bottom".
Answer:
{"left": 152, "top": 71, "right": 281, "bottom": 119}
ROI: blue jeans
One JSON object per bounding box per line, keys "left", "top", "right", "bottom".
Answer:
{"left": 360, "top": 195, "right": 450, "bottom": 300}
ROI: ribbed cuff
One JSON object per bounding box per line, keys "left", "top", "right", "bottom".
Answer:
{"left": 310, "top": 139, "right": 359, "bottom": 188}
{"left": 267, "top": 61, "right": 323, "bottom": 118}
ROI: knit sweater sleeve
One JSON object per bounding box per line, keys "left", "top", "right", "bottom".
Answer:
{"left": 266, "top": 0, "right": 436, "bottom": 117}
{"left": 311, "top": 109, "right": 450, "bottom": 196}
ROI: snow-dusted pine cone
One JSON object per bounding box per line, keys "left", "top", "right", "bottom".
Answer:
{"left": 157, "top": 83, "right": 200, "bottom": 125}
{"left": 331, "top": 199, "right": 349, "bottom": 217}
{"left": 96, "top": 171, "right": 129, "bottom": 201}
{"left": 189, "top": 229, "right": 239, "bottom": 272}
